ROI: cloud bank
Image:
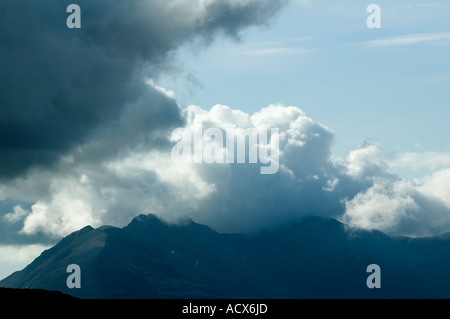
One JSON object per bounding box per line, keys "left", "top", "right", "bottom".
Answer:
{"left": 2, "top": 100, "right": 450, "bottom": 240}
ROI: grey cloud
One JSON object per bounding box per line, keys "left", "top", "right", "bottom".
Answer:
{"left": 0, "top": 201, "right": 55, "bottom": 246}
{"left": 0, "top": 0, "right": 286, "bottom": 179}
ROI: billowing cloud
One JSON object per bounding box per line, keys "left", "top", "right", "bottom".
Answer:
{"left": 337, "top": 143, "right": 450, "bottom": 237}
{"left": 2, "top": 100, "right": 450, "bottom": 243}
{"left": 345, "top": 144, "right": 388, "bottom": 179}
{"left": 2, "top": 103, "right": 342, "bottom": 236}
{"left": 419, "top": 169, "right": 450, "bottom": 209}
{"left": 342, "top": 163, "right": 450, "bottom": 237}
{"left": 166, "top": 104, "right": 340, "bottom": 232}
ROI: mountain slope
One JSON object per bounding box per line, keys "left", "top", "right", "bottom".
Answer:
{"left": 0, "top": 222, "right": 221, "bottom": 299}
{"left": 2, "top": 214, "right": 450, "bottom": 298}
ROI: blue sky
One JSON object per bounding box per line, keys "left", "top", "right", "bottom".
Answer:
{"left": 159, "top": 0, "right": 450, "bottom": 171}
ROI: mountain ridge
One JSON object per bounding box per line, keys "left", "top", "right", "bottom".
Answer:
{"left": 2, "top": 213, "right": 450, "bottom": 298}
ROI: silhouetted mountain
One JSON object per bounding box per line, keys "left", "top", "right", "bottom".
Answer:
{"left": 0, "top": 221, "right": 219, "bottom": 299}
{"left": 2, "top": 214, "right": 450, "bottom": 298}
{"left": 396, "top": 232, "right": 450, "bottom": 266}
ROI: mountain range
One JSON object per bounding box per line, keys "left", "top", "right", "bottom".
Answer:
{"left": 2, "top": 213, "right": 450, "bottom": 299}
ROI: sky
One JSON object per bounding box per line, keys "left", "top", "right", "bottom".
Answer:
{"left": 0, "top": 0, "right": 449, "bottom": 280}
{"left": 160, "top": 0, "right": 450, "bottom": 163}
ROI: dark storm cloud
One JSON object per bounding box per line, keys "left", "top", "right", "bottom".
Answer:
{"left": 0, "top": 0, "right": 286, "bottom": 178}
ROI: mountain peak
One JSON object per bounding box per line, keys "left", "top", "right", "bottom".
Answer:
{"left": 129, "top": 213, "right": 198, "bottom": 228}
{"left": 127, "top": 213, "right": 172, "bottom": 229}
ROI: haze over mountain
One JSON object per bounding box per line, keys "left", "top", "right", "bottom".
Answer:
{"left": 2, "top": 213, "right": 450, "bottom": 299}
